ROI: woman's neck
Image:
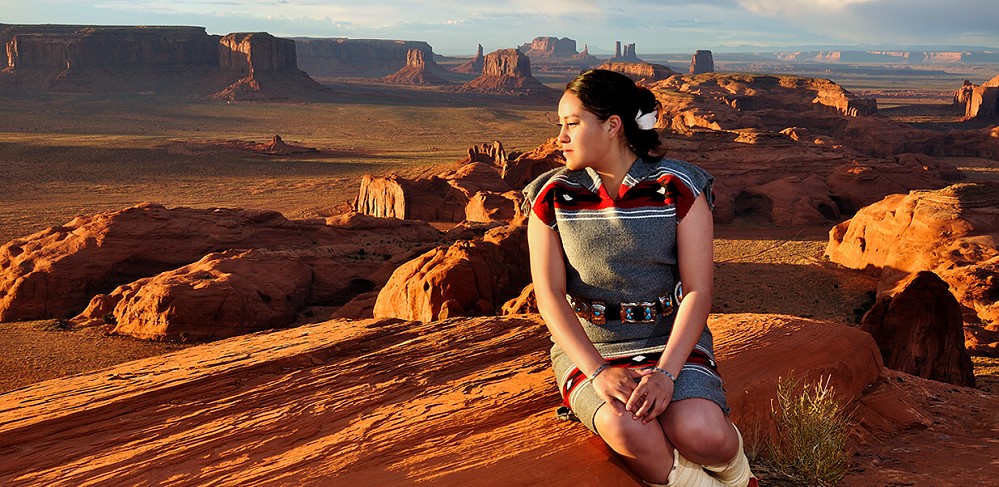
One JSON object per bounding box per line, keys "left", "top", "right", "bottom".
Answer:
{"left": 595, "top": 146, "right": 639, "bottom": 199}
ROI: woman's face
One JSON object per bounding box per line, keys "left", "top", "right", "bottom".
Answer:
{"left": 557, "top": 92, "right": 616, "bottom": 171}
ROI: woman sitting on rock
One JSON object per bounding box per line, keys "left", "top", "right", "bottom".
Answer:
{"left": 524, "top": 69, "right": 756, "bottom": 487}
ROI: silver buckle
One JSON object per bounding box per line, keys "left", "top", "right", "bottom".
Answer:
{"left": 621, "top": 301, "right": 657, "bottom": 324}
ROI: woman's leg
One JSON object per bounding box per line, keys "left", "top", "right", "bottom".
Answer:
{"left": 595, "top": 404, "right": 727, "bottom": 486}
{"left": 660, "top": 398, "right": 739, "bottom": 464}
{"left": 594, "top": 404, "right": 674, "bottom": 484}
{"left": 660, "top": 398, "right": 755, "bottom": 487}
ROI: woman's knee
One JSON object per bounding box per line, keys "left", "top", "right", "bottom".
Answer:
{"left": 595, "top": 406, "right": 669, "bottom": 456}
{"left": 662, "top": 400, "right": 738, "bottom": 463}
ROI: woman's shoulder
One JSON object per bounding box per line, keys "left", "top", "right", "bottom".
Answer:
{"left": 522, "top": 165, "right": 577, "bottom": 202}
{"left": 649, "top": 157, "right": 713, "bottom": 182}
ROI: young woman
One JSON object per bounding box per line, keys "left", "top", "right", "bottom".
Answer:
{"left": 524, "top": 69, "right": 756, "bottom": 487}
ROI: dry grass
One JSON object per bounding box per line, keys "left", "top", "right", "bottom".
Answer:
{"left": 765, "top": 374, "right": 853, "bottom": 487}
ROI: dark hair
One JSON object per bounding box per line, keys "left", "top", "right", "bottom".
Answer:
{"left": 565, "top": 69, "right": 664, "bottom": 163}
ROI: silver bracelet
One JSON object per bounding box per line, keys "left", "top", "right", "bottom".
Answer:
{"left": 590, "top": 363, "right": 610, "bottom": 380}
{"left": 650, "top": 367, "right": 677, "bottom": 383}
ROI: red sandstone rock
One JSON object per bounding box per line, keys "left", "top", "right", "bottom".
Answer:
{"left": 382, "top": 48, "right": 449, "bottom": 85}
{"left": 502, "top": 283, "right": 537, "bottom": 315}
{"left": 595, "top": 61, "right": 676, "bottom": 82}
{"left": 354, "top": 162, "right": 516, "bottom": 223}
{"left": 295, "top": 38, "right": 436, "bottom": 79}
{"left": 0, "top": 313, "right": 926, "bottom": 485}
{"left": 451, "top": 43, "right": 484, "bottom": 74}
{"left": 498, "top": 137, "right": 564, "bottom": 189}
{"left": 78, "top": 249, "right": 313, "bottom": 341}
{"left": 861, "top": 270, "right": 976, "bottom": 387}
{"left": 459, "top": 48, "right": 551, "bottom": 93}
{"left": 373, "top": 224, "right": 529, "bottom": 322}
{"left": 0, "top": 204, "right": 443, "bottom": 337}
{"left": 739, "top": 175, "right": 840, "bottom": 225}
{"left": 213, "top": 32, "right": 327, "bottom": 101}
{"left": 826, "top": 183, "right": 999, "bottom": 328}
{"left": 689, "top": 50, "right": 714, "bottom": 74}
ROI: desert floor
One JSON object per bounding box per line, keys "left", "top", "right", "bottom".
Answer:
{"left": 1, "top": 76, "right": 998, "bottom": 483}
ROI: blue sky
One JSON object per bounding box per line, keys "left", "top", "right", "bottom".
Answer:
{"left": 4, "top": 0, "right": 998, "bottom": 55}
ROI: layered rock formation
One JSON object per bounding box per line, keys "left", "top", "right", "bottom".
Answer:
{"left": 213, "top": 32, "right": 328, "bottom": 100}
{"left": 518, "top": 36, "right": 596, "bottom": 64}
{"left": 0, "top": 25, "right": 326, "bottom": 99}
{"left": 953, "top": 74, "right": 999, "bottom": 120}
{"left": 0, "top": 204, "right": 444, "bottom": 339}
{"left": 294, "top": 37, "right": 435, "bottom": 78}
{"left": 0, "top": 312, "right": 918, "bottom": 485}
{"left": 3, "top": 25, "right": 218, "bottom": 69}
{"left": 690, "top": 50, "right": 714, "bottom": 74}
{"left": 826, "top": 183, "right": 999, "bottom": 331}
{"left": 353, "top": 163, "right": 521, "bottom": 223}
{"left": 652, "top": 73, "right": 999, "bottom": 160}
{"left": 595, "top": 61, "right": 676, "bottom": 82}
{"left": 382, "top": 48, "right": 449, "bottom": 85}
{"left": 609, "top": 41, "right": 641, "bottom": 62}
{"left": 451, "top": 43, "right": 484, "bottom": 74}
{"left": 861, "top": 270, "right": 976, "bottom": 387}
{"left": 373, "top": 225, "right": 529, "bottom": 321}
{"left": 459, "top": 49, "right": 551, "bottom": 93}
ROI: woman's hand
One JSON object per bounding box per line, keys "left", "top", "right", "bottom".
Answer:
{"left": 591, "top": 367, "right": 642, "bottom": 416}
{"left": 626, "top": 369, "right": 675, "bottom": 423}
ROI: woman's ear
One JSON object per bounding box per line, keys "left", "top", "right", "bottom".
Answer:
{"left": 605, "top": 114, "right": 623, "bottom": 137}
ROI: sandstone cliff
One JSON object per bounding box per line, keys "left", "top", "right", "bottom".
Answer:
{"left": 451, "top": 43, "right": 484, "bottom": 74}
{"left": 690, "top": 50, "right": 714, "bottom": 74}
{"left": 213, "top": 32, "right": 328, "bottom": 101}
{"left": 459, "top": 48, "right": 551, "bottom": 93}
{"left": 295, "top": 37, "right": 436, "bottom": 78}
{"left": 826, "top": 183, "right": 999, "bottom": 330}
{"left": 518, "top": 36, "right": 596, "bottom": 65}
{"left": 382, "top": 48, "right": 449, "bottom": 85}
{"left": 596, "top": 61, "right": 676, "bottom": 82}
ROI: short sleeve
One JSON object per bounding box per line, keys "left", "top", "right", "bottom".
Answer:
{"left": 521, "top": 167, "right": 564, "bottom": 229}
{"left": 655, "top": 159, "right": 714, "bottom": 221}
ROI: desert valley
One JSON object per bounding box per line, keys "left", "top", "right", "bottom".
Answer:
{"left": 1, "top": 23, "right": 998, "bottom": 486}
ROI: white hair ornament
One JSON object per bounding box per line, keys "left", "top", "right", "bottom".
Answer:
{"left": 635, "top": 109, "right": 658, "bottom": 130}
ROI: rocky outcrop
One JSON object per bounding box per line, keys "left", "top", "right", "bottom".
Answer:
{"left": 826, "top": 183, "right": 999, "bottom": 329}
{"left": 451, "top": 43, "right": 484, "bottom": 74}
{"left": 382, "top": 48, "right": 449, "bottom": 85}
{"left": 213, "top": 32, "right": 327, "bottom": 101}
{"left": 4, "top": 26, "right": 218, "bottom": 69}
{"left": 609, "top": 41, "right": 641, "bottom": 62}
{"left": 459, "top": 49, "right": 551, "bottom": 93}
{"left": 498, "top": 137, "right": 564, "bottom": 190}
{"left": 373, "top": 225, "right": 529, "bottom": 321}
{"left": 0, "top": 312, "right": 930, "bottom": 485}
{"left": 0, "top": 25, "right": 327, "bottom": 99}
{"left": 690, "top": 50, "right": 714, "bottom": 74}
{"left": 294, "top": 37, "right": 435, "bottom": 78}
{"left": 954, "top": 74, "right": 999, "bottom": 120}
{"left": 0, "top": 204, "right": 444, "bottom": 338}
{"left": 518, "top": 36, "right": 596, "bottom": 64}
{"left": 353, "top": 150, "right": 530, "bottom": 223}
{"left": 595, "top": 61, "right": 676, "bottom": 82}
{"left": 861, "top": 270, "right": 976, "bottom": 387}
{"left": 80, "top": 249, "right": 313, "bottom": 341}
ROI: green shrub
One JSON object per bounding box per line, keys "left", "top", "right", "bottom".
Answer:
{"left": 767, "top": 374, "right": 852, "bottom": 487}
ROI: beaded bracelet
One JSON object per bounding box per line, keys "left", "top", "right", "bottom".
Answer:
{"left": 650, "top": 367, "right": 677, "bottom": 383}
{"left": 590, "top": 363, "right": 610, "bottom": 380}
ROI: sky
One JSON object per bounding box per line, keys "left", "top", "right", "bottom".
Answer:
{"left": 3, "top": 0, "right": 998, "bottom": 56}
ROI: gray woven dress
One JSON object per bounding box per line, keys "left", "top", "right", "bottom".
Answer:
{"left": 523, "top": 157, "right": 728, "bottom": 434}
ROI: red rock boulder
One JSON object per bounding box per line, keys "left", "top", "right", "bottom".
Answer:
{"left": 861, "top": 270, "right": 976, "bottom": 387}
{"left": 373, "top": 224, "right": 529, "bottom": 322}
{"left": 77, "top": 249, "right": 312, "bottom": 341}
{"left": 826, "top": 183, "right": 999, "bottom": 328}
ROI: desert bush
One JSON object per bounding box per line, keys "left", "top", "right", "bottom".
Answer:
{"left": 767, "top": 374, "right": 852, "bottom": 487}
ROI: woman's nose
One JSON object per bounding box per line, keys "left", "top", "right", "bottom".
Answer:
{"left": 557, "top": 126, "right": 569, "bottom": 143}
